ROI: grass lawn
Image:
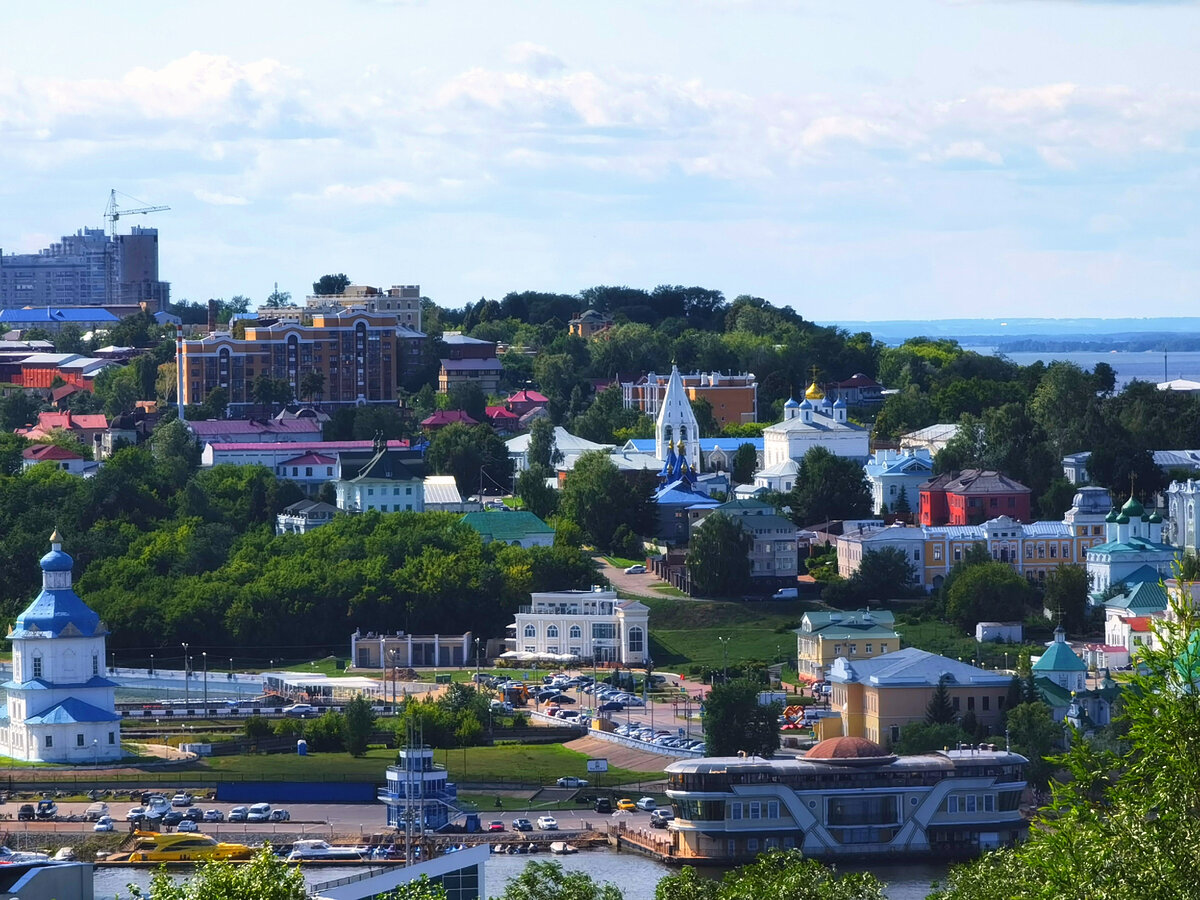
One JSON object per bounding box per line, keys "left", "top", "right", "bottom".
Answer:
{"left": 644, "top": 596, "right": 813, "bottom": 669}
{"left": 895, "top": 619, "right": 1044, "bottom": 670}
{"left": 604, "top": 555, "right": 643, "bottom": 569}
{"left": 196, "top": 743, "right": 664, "bottom": 786}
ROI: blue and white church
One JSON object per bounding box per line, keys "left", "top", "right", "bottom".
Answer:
{"left": 0, "top": 531, "right": 122, "bottom": 763}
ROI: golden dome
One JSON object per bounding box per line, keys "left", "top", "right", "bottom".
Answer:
{"left": 804, "top": 381, "right": 825, "bottom": 401}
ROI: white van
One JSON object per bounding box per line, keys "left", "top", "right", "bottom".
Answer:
{"left": 772, "top": 587, "right": 799, "bottom": 600}
{"left": 247, "top": 803, "right": 272, "bottom": 822}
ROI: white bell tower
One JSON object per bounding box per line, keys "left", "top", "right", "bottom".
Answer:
{"left": 655, "top": 365, "right": 701, "bottom": 472}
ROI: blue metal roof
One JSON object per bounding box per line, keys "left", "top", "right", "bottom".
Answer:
{"left": 0, "top": 307, "right": 119, "bottom": 324}
{"left": 11, "top": 544, "right": 106, "bottom": 639}
{"left": 626, "top": 438, "right": 762, "bottom": 453}
{"left": 24, "top": 698, "right": 121, "bottom": 725}
{"left": 3, "top": 676, "right": 118, "bottom": 692}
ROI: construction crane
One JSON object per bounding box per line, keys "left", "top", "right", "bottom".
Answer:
{"left": 102, "top": 189, "right": 170, "bottom": 307}
{"left": 103, "top": 189, "right": 170, "bottom": 238}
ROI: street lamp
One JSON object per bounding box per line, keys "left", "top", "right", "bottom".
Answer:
{"left": 149, "top": 654, "right": 154, "bottom": 676}
{"left": 182, "top": 643, "right": 190, "bottom": 708}
{"left": 92, "top": 739, "right": 98, "bottom": 767}
{"left": 202, "top": 652, "right": 208, "bottom": 711}
{"left": 474, "top": 638, "right": 482, "bottom": 682}
{"left": 718, "top": 636, "right": 731, "bottom": 684}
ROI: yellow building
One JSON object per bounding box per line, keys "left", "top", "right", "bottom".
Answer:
{"left": 794, "top": 610, "right": 901, "bottom": 682}
{"left": 826, "top": 648, "right": 1013, "bottom": 748}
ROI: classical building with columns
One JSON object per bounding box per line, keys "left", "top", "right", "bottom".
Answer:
{"left": 0, "top": 532, "right": 121, "bottom": 763}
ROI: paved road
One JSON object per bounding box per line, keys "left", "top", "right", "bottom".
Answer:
{"left": 594, "top": 558, "right": 709, "bottom": 602}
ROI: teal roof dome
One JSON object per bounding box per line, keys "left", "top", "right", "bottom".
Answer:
{"left": 1149, "top": 512, "right": 1163, "bottom": 523}
{"left": 1116, "top": 513, "right": 1130, "bottom": 524}
{"left": 1105, "top": 508, "right": 1119, "bottom": 523}
{"left": 1121, "top": 495, "right": 1145, "bottom": 518}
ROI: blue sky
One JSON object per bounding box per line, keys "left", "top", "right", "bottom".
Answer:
{"left": 1, "top": 0, "right": 1198, "bottom": 319}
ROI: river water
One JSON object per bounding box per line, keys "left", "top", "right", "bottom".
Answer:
{"left": 93, "top": 849, "right": 948, "bottom": 899}
{"left": 976, "top": 348, "right": 1200, "bottom": 390}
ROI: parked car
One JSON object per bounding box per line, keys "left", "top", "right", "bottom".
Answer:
{"left": 617, "top": 798, "right": 636, "bottom": 811}
{"left": 597, "top": 701, "right": 624, "bottom": 712}
{"left": 177, "top": 820, "right": 200, "bottom": 833}
{"left": 593, "top": 798, "right": 612, "bottom": 814}
{"left": 184, "top": 807, "right": 204, "bottom": 822}
{"left": 650, "top": 809, "right": 675, "bottom": 828}
{"left": 17, "top": 805, "right": 35, "bottom": 822}
{"left": 536, "top": 816, "right": 559, "bottom": 831}
{"left": 125, "top": 806, "right": 146, "bottom": 821}
{"left": 623, "top": 564, "right": 646, "bottom": 575}
{"left": 171, "top": 792, "right": 193, "bottom": 807}
{"left": 283, "top": 703, "right": 317, "bottom": 718}
{"left": 772, "top": 587, "right": 799, "bottom": 600}
{"left": 202, "top": 809, "right": 224, "bottom": 822}
{"left": 635, "top": 797, "right": 657, "bottom": 811}
{"left": 85, "top": 801, "right": 109, "bottom": 821}
{"left": 162, "top": 811, "right": 184, "bottom": 827}
{"left": 247, "top": 803, "right": 272, "bottom": 822}
{"left": 93, "top": 816, "right": 115, "bottom": 833}
{"left": 269, "top": 809, "right": 290, "bottom": 822}
{"left": 146, "top": 795, "right": 170, "bottom": 814}
{"left": 487, "top": 820, "right": 506, "bottom": 833}
{"left": 228, "top": 806, "right": 249, "bottom": 822}
{"left": 556, "top": 776, "right": 589, "bottom": 788}
{"left": 35, "top": 800, "right": 58, "bottom": 819}
{"left": 512, "top": 817, "right": 533, "bottom": 832}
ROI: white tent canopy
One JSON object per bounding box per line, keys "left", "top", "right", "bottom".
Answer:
{"left": 498, "top": 651, "right": 580, "bottom": 663}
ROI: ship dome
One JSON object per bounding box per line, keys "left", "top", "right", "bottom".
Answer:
{"left": 805, "top": 736, "right": 896, "bottom": 766}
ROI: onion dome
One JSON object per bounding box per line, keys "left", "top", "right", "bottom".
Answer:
{"left": 804, "top": 381, "right": 825, "bottom": 401}
{"left": 832, "top": 398, "right": 847, "bottom": 408}
{"left": 1149, "top": 512, "right": 1163, "bottom": 524}
{"left": 1116, "top": 513, "right": 1130, "bottom": 525}
{"left": 1105, "top": 508, "right": 1119, "bottom": 523}
{"left": 798, "top": 398, "right": 814, "bottom": 411}
{"left": 784, "top": 397, "right": 800, "bottom": 410}
{"left": 1121, "top": 495, "right": 1145, "bottom": 518}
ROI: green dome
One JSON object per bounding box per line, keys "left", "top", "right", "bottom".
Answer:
{"left": 1116, "top": 513, "right": 1130, "bottom": 524}
{"left": 1105, "top": 508, "right": 1119, "bottom": 523}
{"left": 1149, "top": 512, "right": 1163, "bottom": 523}
{"left": 1121, "top": 495, "right": 1145, "bottom": 517}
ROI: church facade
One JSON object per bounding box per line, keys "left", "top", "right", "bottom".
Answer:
{"left": 761, "top": 379, "right": 870, "bottom": 469}
{"left": 0, "top": 532, "right": 122, "bottom": 763}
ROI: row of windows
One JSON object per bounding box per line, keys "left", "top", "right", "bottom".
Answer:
{"left": 28, "top": 654, "right": 100, "bottom": 679}
{"left": 729, "top": 800, "right": 780, "bottom": 820}
{"left": 45, "top": 731, "right": 116, "bottom": 749}
{"left": 944, "top": 794, "right": 995, "bottom": 814}
{"left": 521, "top": 624, "right": 644, "bottom": 652}
{"left": 830, "top": 642, "right": 890, "bottom": 656}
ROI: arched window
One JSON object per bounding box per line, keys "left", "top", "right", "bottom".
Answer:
{"left": 664, "top": 425, "right": 673, "bottom": 444}
{"left": 569, "top": 625, "right": 581, "bottom": 640}
{"left": 628, "top": 626, "right": 645, "bottom": 654}
{"left": 547, "top": 625, "right": 559, "bottom": 639}
{"left": 524, "top": 624, "right": 536, "bottom": 638}
{"left": 679, "top": 425, "right": 688, "bottom": 443}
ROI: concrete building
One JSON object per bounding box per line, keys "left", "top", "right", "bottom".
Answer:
{"left": 691, "top": 498, "right": 799, "bottom": 583}
{"left": 0, "top": 532, "right": 122, "bottom": 763}
{"left": 17, "top": 411, "right": 109, "bottom": 455}
{"left": 1166, "top": 478, "right": 1200, "bottom": 553}
{"left": 187, "top": 418, "right": 324, "bottom": 445}
{"left": 305, "top": 284, "right": 422, "bottom": 331}
{"left": 21, "top": 444, "right": 98, "bottom": 476}
{"left": 568, "top": 308, "right": 614, "bottom": 339}
{"left": 334, "top": 441, "right": 425, "bottom": 514}
{"left": 1, "top": 226, "right": 169, "bottom": 310}
{"left": 180, "top": 310, "right": 405, "bottom": 412}
{"left": 423, "top": 475, "right": 478, "bottom": 513}
{"left": 275, "top": 499, "right": 339, "bottom": 535}
{"left": 508, "top": 587, "right": 649, "bottom": 664}
{"left": 795, "top": 610, "right": 901, "bottom": 681}
{"left": 760, "top": 380, "right": 869, "bottom": 470}
{"left": 918, "top": 470, "right": 1032, "bottom": 526}
{"left": 826, "top": 373, "right": 885, "bottom": 406}
{"left": 623, "top": 370, "right": 758, "bottom": 428}
{"left": 827, "top": 648, "right": 1013, "bottom": 748}
{"left": 507, "top": 426, "right": 613, "bottom": 473}
{"left": 899, "top": 424, "right": 960, "bottom": 456}
{"left": 438, "top": 334, "right": 501, "bottom": 395}
{"left": 663, "top": 742, "right": 1028, "bottom": 863}
{"left": 200, "top": 438, "right": 408, "bottom": 470}
{"left": 351, "top": 630, "right": 474, "bottom": 668}
{"left": 865, "top": 448, "right": 933, "bottom": 515}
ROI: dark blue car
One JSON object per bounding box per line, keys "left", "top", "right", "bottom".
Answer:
{"left": 598, "top": 701, "right": 625, "bottom": 712}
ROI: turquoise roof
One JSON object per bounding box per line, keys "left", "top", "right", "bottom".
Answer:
{"left": 1032, "top": 641, "right": 1088, "bottom": 673}
{"left": 1105, "top": 580, "right": 1168, "bottom": 613}
{"left": 1034, "top": 676, "right": 1074, "bottom": 708}
{"left": 23, "top": 698, "right": 120, "bottom": 726}
{"left": 460, "top": 510, "right": 553, "bottom": 542}
{"left": 1120, "top": 495, "right": 1145, "bottom": 518}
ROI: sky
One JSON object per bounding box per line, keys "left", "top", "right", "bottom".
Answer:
{"left": 1, "top": 0, "right": 1198, "bottom": 320}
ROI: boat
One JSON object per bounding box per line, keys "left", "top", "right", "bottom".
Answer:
{"left": 0, "top": 846, "right": 50, "bottom": 864}
{"left": 285, "top": 840, "right": 365, "bottom": 862}
{"left": 549, "top": 842, "right": 577, "bottom": 855}
{"left": 51, "top": 848, "right": 77, "bottom": 862}
{"left": 103, "top": 832, "right": 255, "bottom": 863}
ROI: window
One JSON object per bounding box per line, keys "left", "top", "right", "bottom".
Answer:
{"left": 879, "top": 643, "right": 888, "bottom": 654}
{"left": 834, "top": 644, "right": 842, "bottom": 655}
{"left": 982, "top": 696, "right": 990, "bottom": 711}
{"left": 954, "top": 547, "right": 962, "bottom": 561}
{"left": 592, "top": 623, "right": 616, "bottom": 640}
{"left": 45, "top": 735, "right": 52, "bottom": 749}
{"left": 933, "top": 545, "right": 942, "bottom": 561}
{"left": 32, "top": 656, "right": 42, "bottom": 679}
{"left": 547, "top": 625, "right": 559, "bottom": 639}
{"left": 729, "top": 802, "right": 743, "bottom": 820}
{"left": 749, "top": 802, "right": 761, "bottom": 819}
{"left": 865, "top": 643, "right": 873, "bottom": 655}
{"left": 76, "top": 733, "right": 85, "bottom": 747}
{"left": 767, "top": 801, "right": 780, "bottom": 819}
{"left": 746, "top": 838, "right": 760, "bottom": 852}
{"left": 966, "top": 795, "right": 977, "bottom": 813}
{"left": 849, "top": 644, "right": 857, "bottom": 655}
{"left": 946, "top": 795, "right": 959, "bottom": 813}
{"left": 108, "top": 731, "right": 115, "bottom": 745}
{"left": 1049, "top": 544, "right": 1057, "bottom": 558}
{"left": 393, "top": 487, "right": 400, "bottom": 496}
{"left": 984, "top": 795, "right": 995, "bottom": 812}
{"left": 890, "top": 724, "right": 900, "bottom": 744}
{"left": 1025, "top": 545, "right": 1034, "bottom": 559}
{"left": 523, "top": 625, "right": 536, "bottom": 638}
{"left": 569, "top": 625, "right": 581, "bottom": 639}
{"left": 628, "top": 626, "right": 645, "bottom": 654}
{"left": 92, "top": 654, "right": 99, "bottom": 676}
{"left": 952, "top": 697, "right": 960, "bottom": 711}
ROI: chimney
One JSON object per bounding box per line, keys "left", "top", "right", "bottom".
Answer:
{"left": 207, "top": 299, "right": 218, "bottom": 333}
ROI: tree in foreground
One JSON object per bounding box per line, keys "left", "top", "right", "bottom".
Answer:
{"left": 925, "top": 674, "right": 956, "bottom": 724}
{"left": 686, "top": 512, "right": 751, "bottom": 597}
{"left": 656, "top": 850, "right": 886, "bottom": 900}
{"left": 498, "top": 860, "right": 624, "bottom": 900}
{"left": 1041, "top": 564, "right": 1089, "bottom": 632}
{"left": 703, "top": 679, "right": 781, "bottom": 758}
{"left": 945, "top": 561, "right": 1033, "bottom": 630}
{"left": 125, "top": 845, "right": 307, "bottom": 899}
{"left": 342, "top": 694, "right": 377, "bottom": 757}
{"left": 930, "top": 583, "right": 1200, "bottom": 900}
{"left": 787, "top": 446, "right": 872, "bottom": 526}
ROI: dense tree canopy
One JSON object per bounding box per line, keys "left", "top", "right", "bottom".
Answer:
{"left": 704, "top": 679, "right": 781, "bottom": 758}
{"left": 945, "top": 561, "right": 1034, "bottom": 629}
{"left": 686, "top": 512, "right": 751, "bottom": 597}
{"left": 787, "top": 446, "right": 872, "bottom": 526}
{"left": 559, "top": 451, "right": 655, "bottom": 554}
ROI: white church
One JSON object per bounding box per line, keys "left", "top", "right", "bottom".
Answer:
{"left": 755, "top": 377, "right": 870, "bottom": 492}
{"left": 0, "top": 531, "right": 122, "bottom": 763}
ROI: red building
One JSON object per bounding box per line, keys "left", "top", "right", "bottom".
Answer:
{"left": 504, "top": 389, "right": 549, "bottom": 417}
{"left": 918, "top": 469, "right": 1031, "bottom": 526}
{"left": 420, "top": 410, "right": 479, "bottom": 432}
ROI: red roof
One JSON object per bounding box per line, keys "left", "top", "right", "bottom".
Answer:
{"left": 1122, "top": 616, "right": 1153, "bottom": 633}
{"left": 278, "top": 453, "right": 337, "bottom": 467}
{"left": 51, "top": 384, "right": 82, "bottom": 402}
{"left": 187, "top": 419, "right": 323, "bottom": 436}
{"left": 32, "top": 411, "right": 108, "bottom": 431}
{"left": 486, "top": 406, "right": 519, "bottom": 420}
{"left": 421, "top": 410, "right": 479, "bottom": 427}
{"left": 835, "top": 373, "right": 881, "bottom": 388}
{"left": 506, "top": 389, "right": 549, "bottom": 405}
{"left": 22, "top": 444, "right": 83, "bottom": 461}
{"left": 207, "top": 440, "right": 409, "bottom": 452}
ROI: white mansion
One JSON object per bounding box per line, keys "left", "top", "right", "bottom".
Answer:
{"left": 0, "top": 531, "right": 122, "bottom": 763}
{"left": 507, "top": 587, "right": 649, "bottom": 665}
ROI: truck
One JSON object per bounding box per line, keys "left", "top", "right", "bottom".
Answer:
{"left": 757, "top": 691, "right": 787, "bottom": 707}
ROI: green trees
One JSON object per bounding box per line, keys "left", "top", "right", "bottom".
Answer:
{"left": 342, "top": 695, "right": 377, "bottom": 757}
{"left": 894, "top": 721, "right": 969, "bottom": 755}
{"left": 731, "top": 442, "right": 758, "bottom": 485}
{"left": 655, "top": 851, "right": 885, "bottom": 900}
{"left": 787, "top": 446, "right": 871, "bottom": 526}
{"left": 703, "top": 679, "right": 781, "bottom": 758}
{"left": 127, "top": 845, "right": 307, "bottom": 899}
{"left": 686, "top": 513, "right": 750, "bottom": 597}
{"left": 516, "top": 466, "right": 559, "bottom": 520}
{"left": 498, "top": 860, "right": 623, "bottom": 900}
{"left": 925, "top": 674, "right": 956, "bottom": 724}
{"left": 425, "top": 423, "right": 513, "bottom": 496}
{"left": 1042, "top": 564, "right": 1089, "bottom": 632}
{"left": 1004, "top": 701, "right": 1063, "bottom": 789}
{"left": 312, "top": 273, "right": 351, "bottom": 295}
{"left": 559, "top": 451, "right": 654, "bottom": 553}
{"left": 945, "top": 561, "right": 1033, "bottom": 629}
{"left": 299, "top": 370, "right": 325, "bottom": 403}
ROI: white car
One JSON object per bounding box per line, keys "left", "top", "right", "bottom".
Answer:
{"left": 171, "top": 792, "right": 193, "bottom": 807}
{"left": 125, "top": 806, "right": 146, "bottom": 821}
{"left": 177, "top": 819, "right": 199, "bottom": 832}
{"left": 283, "top": 703, "right": 317, "bottom": 717}
{"left": 536, "top": 816, "right": 559, "bottom": 831}
{"left": 624, "top": 564, "right": 646, "bottom": 575}
{"left": 635, "top": 797, "right": 657, "bottom": 811}
{"left": 92, "top": 816, "right": 115, "bottom": 833}
{"left": 556, "top": 776, "right": 589, "bottom": 788}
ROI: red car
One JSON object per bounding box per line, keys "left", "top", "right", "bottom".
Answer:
{"left": 487, "top": 820, "right": 506, "bottom": 833}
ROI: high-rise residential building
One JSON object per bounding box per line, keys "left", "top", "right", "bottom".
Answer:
{"left": 305, "top": 284, "right": 422, "bottom": 332}
{"left": 0, "top": 227, "right": 169, "bottom": 310}
{"left": 179, "top": 310, "right": 402, "bottom": 412}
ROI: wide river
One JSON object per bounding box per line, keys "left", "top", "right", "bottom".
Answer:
{"left": 977, "top": 347, "right": 1200, "bottom": 390}
{"left": 93, "top": 849, "right": 949, "bottom": 899}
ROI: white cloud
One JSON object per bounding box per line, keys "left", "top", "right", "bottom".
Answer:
{"left": 194, "top": 189, "right": 249, "bottom": 206}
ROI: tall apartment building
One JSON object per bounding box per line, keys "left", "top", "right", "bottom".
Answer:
{"left": 180, "top": 310, "right": 401, "bottom": 412}
{"left": 305, "top": 284, "right": 422, "bottom": 331}
{"left": 0, "top": 227, "right": 169, "bottom": 310}
{"left": 622, "top": 370, "right": 757, "bottom": 427}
